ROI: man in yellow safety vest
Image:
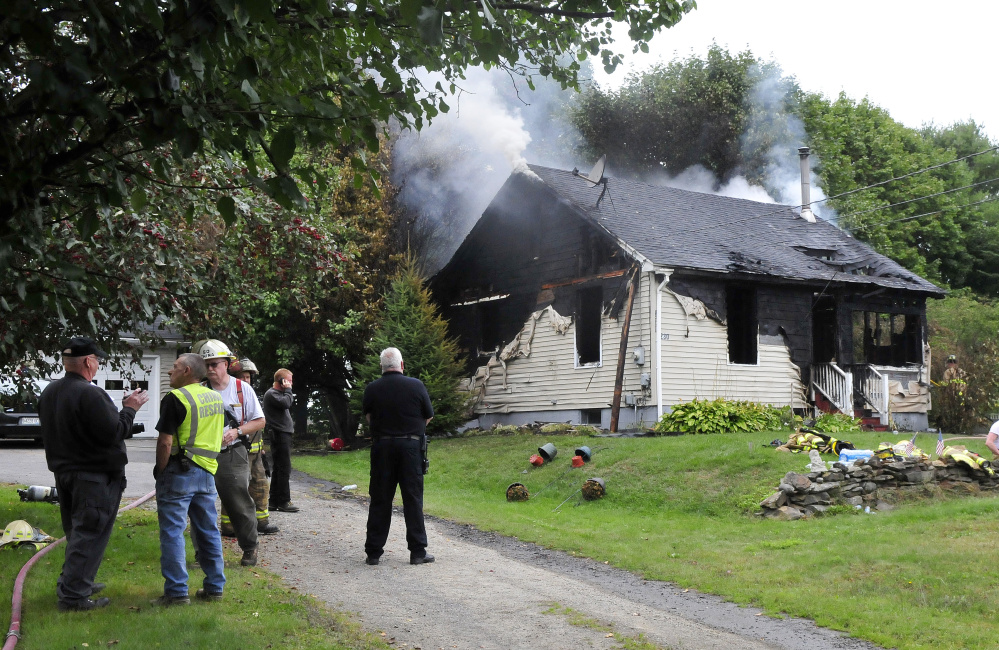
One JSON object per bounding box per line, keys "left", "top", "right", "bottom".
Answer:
{"left": 151, "top": 353, "right": 226, "bottom": 606}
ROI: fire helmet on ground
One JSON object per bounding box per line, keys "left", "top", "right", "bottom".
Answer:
{"left": 0, "top": 520, "right": 56, "bottom": 549}
{"left": 193, "top": 339, "right": 236, "bottom": 362}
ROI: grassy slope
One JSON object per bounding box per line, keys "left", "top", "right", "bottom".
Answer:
{"left": 295, "top": 432, "right": 999, "bottom": 650}
{"left": 0, "top": 486, "right": 388, "bottom": 650}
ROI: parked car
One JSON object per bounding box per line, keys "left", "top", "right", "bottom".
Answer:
{"left": 0, "top": 379, "right": 48, "bottom": 443}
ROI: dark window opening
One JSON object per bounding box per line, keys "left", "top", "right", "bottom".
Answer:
{"left": 852, "top": 311, "right": 922, "bottom": 366}
{"left": 812, "top": 296, "right": 837, "bottom": 363}
{"left": 479, "top": 301, "right": 501, "bottom": 352}
{"left": 130, "top": 380, "right": 149, "bottom": 391}
{"left": 104, "top": 380, "right": 124, "bottom": 391}
{"left": 576, "top": 287, "right": 603, "bottom": 365}
{"left": 582, "top": 408, "right": 602, "bottom": 425}
{"left": 727, "top": 286, "right": 758, "bottom": 364}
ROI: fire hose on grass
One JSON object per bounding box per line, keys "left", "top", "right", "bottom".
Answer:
{"left": 4, "top": 489, "right": 157, "bottom": 650}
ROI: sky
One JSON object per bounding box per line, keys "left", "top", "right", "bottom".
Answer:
{"left": 592, "top": 0, "right": 997, "bottom": 140}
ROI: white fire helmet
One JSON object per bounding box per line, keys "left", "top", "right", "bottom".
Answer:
{"left": 239, "top": 359, "right": 259, "bottom": 375}
{"left": 193, "top": 339, "right": 236, "bottom": 362}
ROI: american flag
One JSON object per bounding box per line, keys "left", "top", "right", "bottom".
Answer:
{"left": 902, "top": 433, "right": 917, "bottom": 457}
{"left": 936, "top": 430, "right": 945, "bottom": 457}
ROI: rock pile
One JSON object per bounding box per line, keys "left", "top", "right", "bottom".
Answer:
{"left": 759, "top": 455, "right": 999, "bottom": 520}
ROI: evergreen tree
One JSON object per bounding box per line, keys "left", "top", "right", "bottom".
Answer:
{"left": 352, "top": 261, "right": 469, "bottom": 436}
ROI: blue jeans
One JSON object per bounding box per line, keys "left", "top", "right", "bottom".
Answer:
{"left": 156, "top": 461, "right": 226, "bottom": 596}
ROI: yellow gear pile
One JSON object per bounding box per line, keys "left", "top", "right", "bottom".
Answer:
{"left": 940, "top": 446, "right": 995, "bottom": 476}
{"left": 877, "top": 441, "right": 929, "bottom": 461}
{"left": 0, "top": 520, "right": 56, "bottom": 551}
{"left": 785, "top": 429, "right": 854, "bottom": 455}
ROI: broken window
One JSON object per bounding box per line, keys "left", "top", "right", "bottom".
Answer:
{"left": 851, "top": 311, "right": 922, "bottom": 366}
{"left": 811, "top": 295, "right": 837, "bottom": 363}
{"left": 479, "top": 301, "right": 501, "bottom": 352}
{"left": 576, "top": 287, "right": 602, "bottom": 366}
{"left": 726, "top": 286, "right": 758, "bottom": 365}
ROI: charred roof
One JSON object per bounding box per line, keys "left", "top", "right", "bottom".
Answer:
{"left": 524, "top": 165, "right": 944, "bottom": 296}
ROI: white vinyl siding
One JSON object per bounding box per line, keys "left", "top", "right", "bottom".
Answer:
{"left": 474, "top": 280, "right": 652, "bottom": 414}
{"left": 658, "top": 288, "right": 805, "bottom": 408}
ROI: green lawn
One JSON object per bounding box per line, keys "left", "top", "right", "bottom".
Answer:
{"left": 0, "top": 485, "right": 387, "bottom": 650}
{"left": 295, "top": 431, "right": 999, "bottom": 650}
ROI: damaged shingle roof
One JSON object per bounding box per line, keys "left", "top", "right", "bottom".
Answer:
{"left": 526, "top": 164, "right": 944, "bottom": 296}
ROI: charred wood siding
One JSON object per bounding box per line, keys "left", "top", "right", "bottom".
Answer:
{"left": 432, "top": 177, "right": 629, "bottom": 373}
{"left": 472, "top": 279, "right": 652, "bottom": 414}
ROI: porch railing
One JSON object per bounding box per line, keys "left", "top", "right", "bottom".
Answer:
{"left": 854, "top": 365, "right": 890, "bottom": 425}
{"left": 811, "top": 362, "right": 853, "bottom": 415}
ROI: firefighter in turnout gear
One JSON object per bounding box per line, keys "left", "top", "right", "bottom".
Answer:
{"left": 193, "top": 339, "right": 264, "bottom": 567}
{"left": 225, "top": 358, "right": 277, "bottom": 535}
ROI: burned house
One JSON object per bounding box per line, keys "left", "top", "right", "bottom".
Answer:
{"left": 430, "top": 156, "right": 944, "bottom": 431}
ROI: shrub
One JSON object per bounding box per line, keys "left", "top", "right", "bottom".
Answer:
{"left": 813, "top": 412, "right": 862, "bottom": 433}
{"left": 655, "top": 398, "right": 799, "bottom": 435}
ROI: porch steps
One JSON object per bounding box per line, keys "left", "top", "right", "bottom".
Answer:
{"left": 858, "top": 415, "right": 889, "bottom": 432}
{"left": 815, "top": 392, "right": 888, "bottom": 431}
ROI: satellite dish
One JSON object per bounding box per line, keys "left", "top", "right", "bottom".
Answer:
{"left": 582, "top": 155, "right": 606, "bottom": 185}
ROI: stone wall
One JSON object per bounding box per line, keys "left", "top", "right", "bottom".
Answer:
{"left": 759, "top": 455, "right": 999, "bottom": 520}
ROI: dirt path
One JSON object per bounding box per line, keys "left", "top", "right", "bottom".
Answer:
{"left": 256, "top": 472, "right": 879, "bottom": 650}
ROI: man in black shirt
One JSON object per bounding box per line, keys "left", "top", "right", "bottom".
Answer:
{"left": 39, "top": 336, "right": 149, "bottom": 611}
{"left": 362, "top": 347, "right": 434, "bottom": 566}
{"left": 263, "top": 368, "right": 298, "bottom": 512}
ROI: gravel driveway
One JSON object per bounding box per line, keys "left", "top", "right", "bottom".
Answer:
{"left": 1, "top": 440, "right": 878, "bottom": 650}
{"left": 258, "top": 471, "right": 880, "bottom": 650}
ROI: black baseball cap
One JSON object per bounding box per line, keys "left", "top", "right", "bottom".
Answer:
{"left": 62, "top": 336, "right": 107, "bottom": 358}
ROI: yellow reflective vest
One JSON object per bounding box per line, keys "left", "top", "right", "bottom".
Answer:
{"left": 171, "top": 384, "right": 225, "bottom": 474}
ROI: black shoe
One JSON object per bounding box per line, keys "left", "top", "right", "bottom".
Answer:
{"left": 257, "top": 522, "right": 280, "bottom": 535}
{"left": 58, "top": 596, "right": 111, "bottom": 612}
{"left": 195, "top": 588, "right": 223, "bottom": 602}
{"left": 220, "top": 529, "right": 237, "bottom": 538}
{"left": 240, "top": 549, "right": 258, "bottom": 567}
{"left": 269, "top": 502, "right": 299, "bottom": 513}
{"left": 365, "top": 555, "right": 379, "bottom": 566}
{"left": 90, "top": 582, "right": 106, "bottom": 595}
{"left": 410, "top": 554, "right": 435, "bottom": 565}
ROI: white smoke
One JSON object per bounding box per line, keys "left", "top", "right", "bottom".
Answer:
{"left": 391, "top": 66, "right": 582, "bottom": 271}
{"left": 652, "top": 164, "right": 777, "bottom": 203}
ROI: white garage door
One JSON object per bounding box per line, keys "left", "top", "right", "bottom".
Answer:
{"left": 94, "top": 356, "right": 161, "bottom": 438}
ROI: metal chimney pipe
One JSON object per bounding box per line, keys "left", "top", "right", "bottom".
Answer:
{"left": 798, "top": 146, "right": 815, "bottom": 222}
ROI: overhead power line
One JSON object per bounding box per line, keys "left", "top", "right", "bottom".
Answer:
{"left": 835, "top": 175, "right": 999, "bottom": 223}
{"left": 818, "top": 145, "right": 999, "bottom": 206}
{"left": 850, "top": 195, "right": 999, "bottom": 234}
{"left": 657, "top": 145, "right": 999, "bottom": 236}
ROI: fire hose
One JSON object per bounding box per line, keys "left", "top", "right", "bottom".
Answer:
{"left": 4, "top": 489, "right": 157, "bottom": 650}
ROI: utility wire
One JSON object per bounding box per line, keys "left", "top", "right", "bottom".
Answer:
{"left": 835, "top": 176, "right": 999, "bottom": 223}
{"left": 818, "top": 145, "right": 999, "bottom": 206}
{"left": 851, "top": 195, "right": 999, "bottom": 234}
{"left": 641, "top": 145, "right": 999, "bottom": 237}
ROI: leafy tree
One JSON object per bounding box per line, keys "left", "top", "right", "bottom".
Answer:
{"left": 1, "top": 0, "right": 692, "bottom": 381}
{"left": 923, "top": 121, "right": 999, "bottom": 297}
{"left": 926, "top": 291, "right": 999, "bottom": 432}
{"left": 352, "top": 260, "right": 468, "bottom": 437}
{"left": 231, "top": 144, "right": 401, "bottom": 444}
{"left": 571, "top": 45, "right": 800, "bottom": 188}
{"left": 799, "top": 93, "right": 983, "bottom": 287}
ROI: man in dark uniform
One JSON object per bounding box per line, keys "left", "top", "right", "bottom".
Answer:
{"left": 362, "top": 347, "right": 434, "bottom": 566}
{"left": 39, "top": 336, "right": 149, "bottom": 611}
